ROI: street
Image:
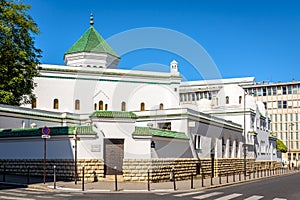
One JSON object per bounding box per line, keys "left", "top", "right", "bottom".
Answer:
{"left": 0, "top": 172, "right": 299, "bottom": 200}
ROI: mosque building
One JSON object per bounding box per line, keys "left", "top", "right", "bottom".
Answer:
{"left": 0, "top": 15, "right": 279, "bottom": 181}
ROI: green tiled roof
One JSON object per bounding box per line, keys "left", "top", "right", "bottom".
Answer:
{"left": 91, "top": 111, "right": 138, "bottom": 119}
{"left": 65, "top": 26, "right": 119, "bottom": 57}
{"left": 132, "top": 127, "right": 189, "bottom": 140}
{"left": 0, "top": 126, "right": 96, "bottom": 138}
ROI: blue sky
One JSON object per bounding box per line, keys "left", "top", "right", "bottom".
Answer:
{"left": 25, "top": 0, "right": 300, "bottom": 82}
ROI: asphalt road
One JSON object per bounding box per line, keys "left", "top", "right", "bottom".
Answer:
{"left": 0, "top": 172, "right": 298, "bottom": 200}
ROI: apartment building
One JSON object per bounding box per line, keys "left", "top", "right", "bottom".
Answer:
{"left": 244, "top": 81, "right": 300, "bottom": 165}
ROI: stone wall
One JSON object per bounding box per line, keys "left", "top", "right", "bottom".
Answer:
{"left": 123, "top": 158, "right": 282, "bottom": 182}
{"left": 0, "top": 159, "right": 104, "bottom": 181}
{"left": 123, "top": 158, "right": 201, "bottom": 182}
{"left": 0, "top": 158, "right": 281, "bottom": 182}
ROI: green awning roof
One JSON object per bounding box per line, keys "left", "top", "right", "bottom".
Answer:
{"left": 65, "top": 26, "right": 119, "bottom": 57}
{"left": 91, "top": 111, "right": 138, "bottom": 119}
{"left": 0, "top": 126, "right": 96, "bottom": 138}
{"left": 132, "top": 127, "right": 189, "bottom": 140}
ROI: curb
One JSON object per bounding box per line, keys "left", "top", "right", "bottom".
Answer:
{"left": 1, "top": 170, "right": 298, "bottom": 193}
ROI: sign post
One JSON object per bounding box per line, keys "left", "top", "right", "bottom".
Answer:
{"left": 42, "top": 126, "right": 50, "bottom": 184}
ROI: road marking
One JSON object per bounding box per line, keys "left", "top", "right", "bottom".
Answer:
{"left": 0, "top": 196, "right": 35, "bottom": 200}
{"left": 23, "top": 189, "right": 44, "bottom": 195}
{"left": 35, "top": 196, "right": 53, "bottom": 199}
{"left": 214, "top": 193, "right": 243, "bottom": 200}
{"left": 122, "top": 189, "right": 148, "bottom": 192}
{"left": 54, "top": 194, "right": 72, "bottom": 197}
{"left": 85, "top": 189, "right": 111, "bottom": 192}
{"left": 244, "top": 195, "right": 264, "bottom": 200}
{"left": 48, "top": 186, "right": 80, "bottom": 191}
{"left": 174, "top": 191, "right": 205, "bottom": 197}
{"left": 153, "top": 189, "right": 174, "bottom": 192}
{"left": 0, "top": 191, "right": 27, "bottom": 197}
{"left": 273, "top": 198, "right": 287, "bottom": 200}
{"left": 155, "top": 192, "right": 170, "bottom": 195}
{"left": 193, "top": 192, "right": 223, "bottom": 199}
{"left": 7, "top": 189, "right": 43, "bottom": 195}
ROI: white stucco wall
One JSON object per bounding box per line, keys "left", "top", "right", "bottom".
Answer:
{"left": 92, "top": 119, "right": 151, "bottom": 159}
{"left": 0, "top": 137, "right": 74, "bottom": 159}
{"left": 25, "top": 64, "right": 180, "bottom": 115}
{"left": 151, "top": 137, "right": 192, "bottom": 158}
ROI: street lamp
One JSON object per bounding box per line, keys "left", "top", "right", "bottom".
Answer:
{"left": 288, "top": 123, "right": 294, "bottom": 169}
{"left": 74, "top": 128, "right": 78, "bottom": 184}
{"left": 243, "top": 91, "right": 247, "bottom": 177}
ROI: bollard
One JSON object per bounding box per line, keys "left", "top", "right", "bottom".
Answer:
{"left": 210, "top": 173, "right": 213, "bottom": 186}
{"left": 93, "top": 170, "right": 98, "bottom": 182}
{"left": 82, "top": 166, "right": 85, "bottom": 191}
{"left": 261, "top": 170, "right": 263, "bottom": 177}
{"left": 232, "top": 172, "right": 235, "bottom": 182}
{"left": 226, "top": 172, "right": 229, "bottom": 183}
{"left": 264, "top": 169, "right": 266, "bottom": 177}
{"left": 27, "top": 167, "right": 30, "bottom": 184}
{"left": 191, "top": 173, "right": 194, "bottom": 189}
{"left": 114, "top": 166, "right": 118, "bottom": 191}
{"left": 172, "top": 167, "right": 176, "bottom": 190}
{"left": 249, "top": 172, "right": 251, "bottom": 179}
{"left": 3, "top": 165, "right": 6, "bottom": 182}
{"left": 239, "top": 172, "right": 241, "bottom": 181}
{"left": 257, "top": 170, "right": 259, "bottom": 178}
{"left": 147, "top": 168, "right": 150, "bottom": 191}
{"left": 219, "top": 174, "right": 221, "bottom": 184}
{"left": 201, "top": 168, "right": 204, "bottom": 187}
{"left": 53, "top": 165, "right": 56, "bottom": 189}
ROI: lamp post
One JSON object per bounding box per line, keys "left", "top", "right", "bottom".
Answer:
{"left": 74, "top": 128, "right": 78, "bottom": 184}
{"left": 288, "top": 123, "right": 294, "bottom": 169}
{"left": 243, "top": 91, "right": 247, "bottom": 177}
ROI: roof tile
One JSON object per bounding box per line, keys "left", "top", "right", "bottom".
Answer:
{"left": 65, "top": 26, "right": 119, "bottom": 57}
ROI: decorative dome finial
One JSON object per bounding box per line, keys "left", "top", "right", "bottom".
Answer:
{"left": 90, "top": 13, "right": 94, "bottom": 26}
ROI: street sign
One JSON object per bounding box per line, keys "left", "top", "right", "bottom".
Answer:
{"left": 41, "top": 135, "right": 51, "bottom": 139}
{"left": 41, "top": 126, "right": 50, "bottom": 184}
{"left": 42, "top": 126, "right": 50, "bottom": 135}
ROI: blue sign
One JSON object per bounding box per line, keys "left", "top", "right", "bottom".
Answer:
{"left": 42, "top": 126, "right": 50, "bottom": 135}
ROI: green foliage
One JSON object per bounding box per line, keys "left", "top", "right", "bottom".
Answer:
{"left": 0, "top": 0, "right": 41, "bottom": 105}
{"left": 276, "top": 138, "right": 287, "bottom": 153}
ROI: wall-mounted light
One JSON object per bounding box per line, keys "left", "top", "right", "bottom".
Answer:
{"left": 151, "top": 141, "right": 156, "bottom": 148}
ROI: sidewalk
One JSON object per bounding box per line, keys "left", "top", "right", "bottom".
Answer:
{"left": 25, "top": 168, "right": 299, "bottom": 192}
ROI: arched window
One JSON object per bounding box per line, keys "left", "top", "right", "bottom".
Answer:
{"left": 140, "top": 102, "right": 145, "bottom": 111}
{"left": 94, "top": 103, "right": 97, "bottom": 110}
{"left": 105, "top": 104, "right": 108, "bottom": 110}
{"left": 75, "top": 99, "right": 80, "bottom": 110}
{"left": 99, "top": 101, "right": 103, "bottom": 110}
{"left": 121, "top": 102, "right": 126, "bottom": 111}
{"left": 239, "top": 96, "right": 242, "bottom": 104}
{"left": 53, "top": 99, "right": 59, "bottom": 109}
{"left": 31, "top": 98, "right": 37, "bottom": 109}
{"left": 226, "top": 96, "right": 229, "bottom": 104}
{"left": 159, "top": 103, "right": 164, "bottom": 110}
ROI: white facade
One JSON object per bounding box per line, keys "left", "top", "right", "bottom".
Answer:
{"left": 0, "top": 22, "right": 277, "bottom": 166}
{"left": 29, "top": 64, "right": 181, "bottom": 115}
{"left": 179, "top": 80, "right": 277, "bottom": 161}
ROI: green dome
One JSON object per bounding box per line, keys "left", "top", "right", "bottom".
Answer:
{"left": 65, "top": 26, "right": 119, "bottom": 58}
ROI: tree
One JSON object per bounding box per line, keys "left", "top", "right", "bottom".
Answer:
{"left": 0, "top": 0, "right": 41, "bottom": 105}
{"left": 276, "top": 138, "right": 287, "bottom": 153}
